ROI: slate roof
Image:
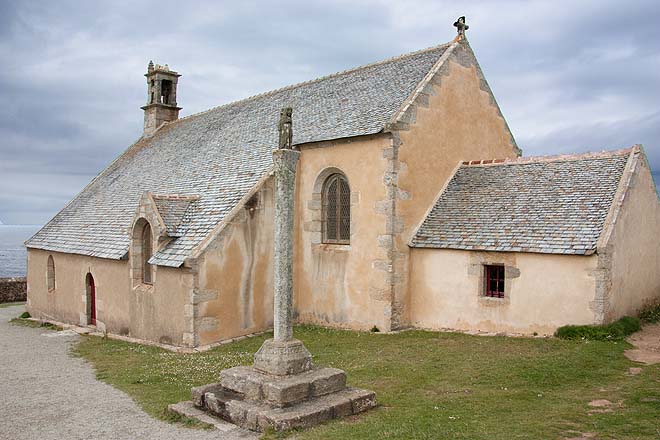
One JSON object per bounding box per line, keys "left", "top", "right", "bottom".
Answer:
{"left": 410, "top": 149, "right": 633, "bottom": 255}
{"left": 26, "top": 42, "right": 452, "bottom": 267}
{"left": 152, "top": 195, "right": 198, "bottom": 238}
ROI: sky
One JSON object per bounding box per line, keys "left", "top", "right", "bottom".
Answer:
{"left": 1, "top": 0, "right": 659, "bottom": 225}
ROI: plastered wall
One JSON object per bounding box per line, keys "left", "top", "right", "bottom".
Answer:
{"left": 27, "top": 249, "right": 129, "bottom": 330}
{"left": 409, "top": 248, "right": 598, "bottom": 335}
{"left": 27, "top": 248, "right": 191, "bottom": 345}
{"left": 605, "top": 157, "right": 660, "bottom": 320}
{"left": 193, "top": 180, "right": 275, "bottom": 346}
{"left": 394, "top": 45, "right": 520, "bottom": 327}
{"left": 294, "top": 135, "right": 392, "bottom": 331}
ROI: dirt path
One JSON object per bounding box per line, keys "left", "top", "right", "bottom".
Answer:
{"left": 625, "top": 322, "right": 660, "bottom": 364}
{"left": 0, "top": 305, "right": 255, "bottom": 440}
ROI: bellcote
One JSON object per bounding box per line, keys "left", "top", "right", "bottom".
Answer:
{"left": 141, "top": 61, "right": 182, "bottom": 136}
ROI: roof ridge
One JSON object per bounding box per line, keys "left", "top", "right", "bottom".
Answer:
{"left": 168, "top": 42, "right": 453, "bottom": 127}
{"left": 461, "top": 147, "right": 635, "bottom": 167}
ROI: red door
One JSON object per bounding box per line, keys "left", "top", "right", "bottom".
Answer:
{"left": 86, "top": 273, "right": 96, "bottom": 325}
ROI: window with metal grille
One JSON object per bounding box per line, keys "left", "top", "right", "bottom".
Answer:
{"left": 484, "top": 265, "right": 505, "bottom": 298}
{"left": 142, "top": 223, "right": 153, "bottom": 284}
{"left": 322, "top": 173, "right": 350, "bottom": 244}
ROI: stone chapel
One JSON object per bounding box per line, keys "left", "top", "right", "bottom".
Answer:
{"left": 25, "top": 22, "right": 660, "bottom": 349}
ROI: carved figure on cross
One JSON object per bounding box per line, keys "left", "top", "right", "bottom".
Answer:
{"left": 278, "top": 107, "right": 293, "bottom": 149}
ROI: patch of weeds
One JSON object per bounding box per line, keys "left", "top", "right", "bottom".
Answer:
{"left": 261, "top": 426, "right": 300, "bottom": 439}
{"left": 163, "top": 409, "right": 213, "bottom": 430}
{"left": 10, "top": 317, "right": 62, "bottom": 331}
{"left": 639, "top": 301, "right": 660, "bottom": 324}
{"left": 370, "top": 325, "right": 380, "bottom": 333}
{"left": 20, "top": 311, "right": 30, "bottom": 319}
{"left": 555, "top": 316, "right": 640, "bottom": 341}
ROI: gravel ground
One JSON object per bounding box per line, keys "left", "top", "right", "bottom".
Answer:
{"left": 0, "top": 305, "right": 255, "bottom": 440}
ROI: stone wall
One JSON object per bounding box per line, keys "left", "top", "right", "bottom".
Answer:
{"left": 0, "top": 277, "right": 27, "bottom": 303}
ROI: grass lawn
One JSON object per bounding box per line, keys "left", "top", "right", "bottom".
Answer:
{"left": 73, "top": 326, "right": 660, "bottom": 439}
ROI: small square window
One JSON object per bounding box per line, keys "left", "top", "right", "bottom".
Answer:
{"left": 484, "top": 265, "right": 505, "bottom": 298}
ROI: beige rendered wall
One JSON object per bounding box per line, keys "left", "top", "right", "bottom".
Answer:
{"left": 27, "top": 248, "right": 192, "bottom": 345}
{"left": 129, "top": 264, "right": 193, "bottom": 346}
{"left": 394, "top": 43, "right": 519, "bottom": 327}
{"left": 193, "top": 179, "right": 275, "bottom": 346}
{"left": 605, "top": 156, "right": 660, "bottom": 321}
{"left": 27, "top": 249, "right": 129, "bottom": 330}
{"left": 409, "top": 248, "right": 599, "bottom": 335}
{"left": 294, "top": 135, "right": 393, "bottom": 331}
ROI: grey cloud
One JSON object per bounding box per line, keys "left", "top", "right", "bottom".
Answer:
{"left": 1, "top": 0, "right": 659, "bottom": 225}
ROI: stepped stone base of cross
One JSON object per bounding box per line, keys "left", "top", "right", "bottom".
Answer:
{"left": 179, "top": 351, "right": 376, "bottom": 432}
{"left": 173, "top": 336, "right": 375, "bottom": 432}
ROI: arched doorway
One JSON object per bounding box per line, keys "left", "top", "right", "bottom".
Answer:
{"left": 85, "top": 273, "right": 96, "bottom": 325}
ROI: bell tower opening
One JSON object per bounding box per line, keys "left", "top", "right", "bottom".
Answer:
{"left": 141, "top": 61, "right": 182, "bottom": 136}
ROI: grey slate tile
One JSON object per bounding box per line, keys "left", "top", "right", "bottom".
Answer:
{"left": 26, "top": 43, "right": 452, "bottom": 266}
{"left": 410, "top": 150, "right": 631, "bottom": 255}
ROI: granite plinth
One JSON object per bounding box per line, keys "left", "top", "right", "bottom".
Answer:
{"left": 177, "top": 364, "right": 376, "bottom": 432}
{"left": 253, "top": 338, "right": 312, "bottom": 376}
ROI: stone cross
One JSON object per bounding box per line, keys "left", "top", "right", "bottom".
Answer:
{"left": 253, "top": 107, "right": 312, "bottom": 376}
{"left": 272, "top": 108, "right": 297, "bottom": 341}
{"left": 453, "top": 16, "right": 469, "bottom": 37}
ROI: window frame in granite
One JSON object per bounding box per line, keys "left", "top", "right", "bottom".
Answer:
{"left": 46, "top": 255, "right": 56, "bottom": 292}
{"left": 322, "top": 172, "right": 351, "bottom": 245}
{"left": 141, "top": 222, "right": 153, "bottom": 284}
{"left": 131, "top": 218, "right": 155, "bottom": 287}
{"left": 483, "top": 264, "right": 505, "bottom": 298}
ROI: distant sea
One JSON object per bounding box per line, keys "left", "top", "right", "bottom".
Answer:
{"left": 0, "top": 225, "right": 41, "bottom": 278}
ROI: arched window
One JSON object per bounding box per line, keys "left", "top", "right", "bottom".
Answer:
{"left": 142, "top": 222, "right": 153, "bottom": 284}
{"left": 47, "top": 255, "right": 55, "bottom": 291}
{"left": 322, "top": 173, "right": 350, "bottom": 244}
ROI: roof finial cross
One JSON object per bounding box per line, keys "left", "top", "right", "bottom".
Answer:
{"left": 453, "top": 16, "right": 469, "bottom": 38}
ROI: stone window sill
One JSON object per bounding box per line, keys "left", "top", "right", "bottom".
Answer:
{"left": 133, "top": 282, "right": 154, "bottom": 292}
{"left": 478, "top": 296, "right": 510, "bottom": 306}
{"left": 313, "top": 243, "right": 352, "bottom": 252}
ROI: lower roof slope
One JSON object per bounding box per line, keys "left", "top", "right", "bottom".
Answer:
{"left": 411, "top": 149, "right": 634, "bottom": 255}
{"left": 26, "top": 43, "right": 452, "bottom": 267}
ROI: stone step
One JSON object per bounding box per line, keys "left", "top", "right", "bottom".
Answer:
{"left": 204, "top": 388, "right": 244, "bottom": 419}
{"left": 220, "top": 365, "right": 346, "bottom": 407}
{"left": 191, "top": 382, "right": 223, "bottom": 408}
{"left": 203, "top": 387, "right": 376, "bottom": 432}
{"left": 167, "top": 401, "right": 256, "bottom": 436}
